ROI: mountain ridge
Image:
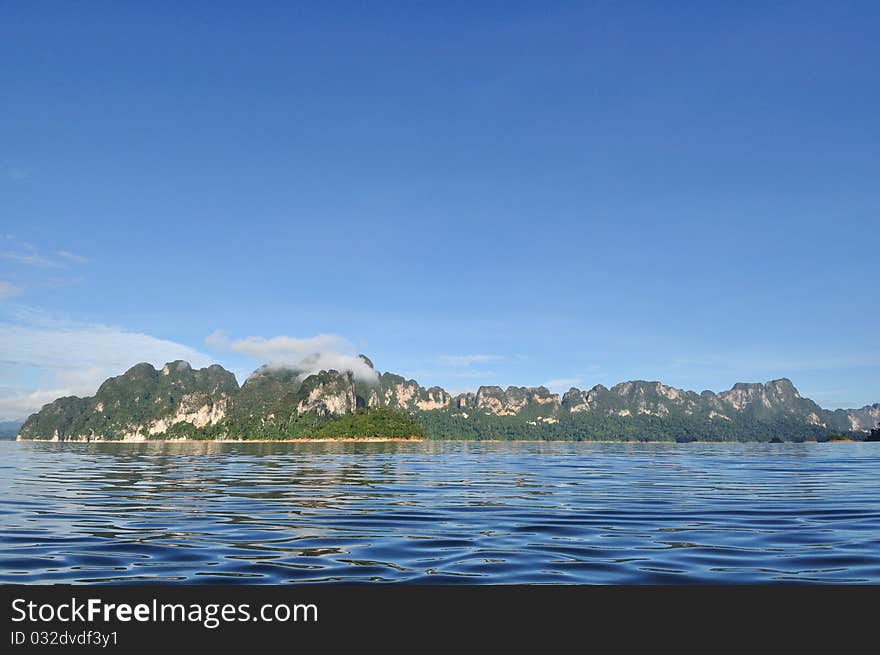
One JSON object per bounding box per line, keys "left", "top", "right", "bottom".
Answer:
{"left": 16, "top": 358, "right": 880, "bottom": 442}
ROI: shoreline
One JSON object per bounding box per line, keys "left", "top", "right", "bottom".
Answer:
{"left": 198, "top": 437, "right": 424, "bottom": 443}
{"left": 12, "top": 437, "right": 871, "bottom": 444}
{"left": 15, "top": 436, "right": 427, "bottom": 444}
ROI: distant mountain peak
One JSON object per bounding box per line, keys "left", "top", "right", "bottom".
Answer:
{"left": 161, "top": 360, "right": 193, "bottom": 375}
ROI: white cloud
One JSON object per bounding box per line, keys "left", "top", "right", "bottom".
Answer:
{"left": 1, "top": 240, "right": 89, "bottom": 269}
{"left": 406, "top": 368, "right": 498, "bottom": 380}
{"left": 437, "top": 354, "right": 504, "bottom": 367}
{"left": 56, "top": 250, "right": 89, "bottom": 264}
{"left": 0, "top": 388, "right": 75, "bottom": 421}
{"left": 0, "top": 314, "right": 214, "bottom": 419}
{"left": 1, "top": 251, "right": 60, "bottom": 268}
{"left": 1, "top": 322, "right": 212, "bottom": 372}
{"left": 206, "top": 330, "right": 378, "bottom": 382}
{"left": 542, "top": 377, "right": 583, "bottom": 390}
{"left": 0, "top": 281, "right": 22, "bottom": 300}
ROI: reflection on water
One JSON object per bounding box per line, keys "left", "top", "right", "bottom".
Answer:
{"left": 1, "top": 441, "right": 879, "bottom": 583}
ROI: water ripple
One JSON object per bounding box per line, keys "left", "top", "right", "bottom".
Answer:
{"left": 1, "top": 441, "right": 879, "bottom": 583}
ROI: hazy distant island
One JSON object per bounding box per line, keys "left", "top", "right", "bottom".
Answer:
{"left": 15, "top": 355, "right": 880, "bottom": 443}
{"left": 0, "top": 420, "right": 23, "bottom": 440}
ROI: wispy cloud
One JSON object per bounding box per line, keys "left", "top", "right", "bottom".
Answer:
{"left": 437, "top": 354, "right": 504, "bottom": 367}
{"left": 40, "top": 276, "right": 86, "bottom": 290}
{"left": 1, "top": 238, "right": 89, "bottom": 269}
{"left": 542, "top": 377, "right": 583, "bottom": 390}
{"left": 56, "top": 250, "right": 89, "bottom": 264}
{"left": 0, "top": 388, "right": 77, "bottom": 422}
{"left": 669, "top": 351, "right": 880, "bottom": 373}
{"left": 206, "top": 330, "right": 378, "bottom": 382}
{"left": 1, "top": 251, "right": 60, "bottom": 268}
{"left": 0, "top": 321, "right": 210, "bottom": 372}
{"left": 407, "top": 368, "right": 498, "bottom": 380}
{"left": 0, "top": 281, "right": 22, "bottom": 300}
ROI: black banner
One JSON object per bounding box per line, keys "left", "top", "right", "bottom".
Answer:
{"left": 2, "top": 585, "right": 877, "bottom": 651}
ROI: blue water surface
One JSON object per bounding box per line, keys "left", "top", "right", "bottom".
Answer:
{"left": 1, "top": 440, "right": 879, "bottom": 584}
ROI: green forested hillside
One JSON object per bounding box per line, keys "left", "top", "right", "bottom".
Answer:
{"left": 16, "top": 357, "right": 879, "bottom": 442}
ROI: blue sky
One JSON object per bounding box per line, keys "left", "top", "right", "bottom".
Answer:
{"left": 1, "top": 2, "right": 878, "bottom": 419}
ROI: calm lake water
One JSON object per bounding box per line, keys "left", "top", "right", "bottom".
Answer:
{"left": 2, "top": 440, "right": 879, "bottom": 584}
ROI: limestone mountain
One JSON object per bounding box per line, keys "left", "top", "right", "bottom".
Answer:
{"left": 16, "top": 357, "right": 878, "bottom": 442}
{"left": 17, "top": 360, "right": 239, "bottom": 441}
{"left": 832, "top": 403, "right": 880, "bottom": 431}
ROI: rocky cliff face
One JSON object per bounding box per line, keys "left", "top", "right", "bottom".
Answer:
{"left": 605, "top": 381, "right": 702, "bottom": 417}
{"left": 360, "top": 373, "right": 454, "bottom": 412}
{"left": 561, "top": 385, "right": 608, "bottom": 413}
{"left": 552, "top": 378, "right": 839, "bottom": 429}
{"left": 295, "top": 370, "right": 357, "bottom": 416}
{"left": 232, "top": 365, "right": 304, "bottom": 419}
{"left": 17, "top": 356, "right": 878, "bottom": 441}
{"left": 717, "top": 378, "right": 800, "bottom": 411}
{"left": 840, "top": 403, "right": 880, "bottom": 431}
{"left": 710, "top": 378, "right": 828, "bottom": 426}
{"left": 18, "top": 360, "right": 239, "bottom": 441}
{"left": 472, "top": 386, "right": 560, "bottom": 416}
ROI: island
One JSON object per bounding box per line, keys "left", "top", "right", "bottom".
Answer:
{"left": 16, "top": 355, "right": 880, "bottom": 443}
